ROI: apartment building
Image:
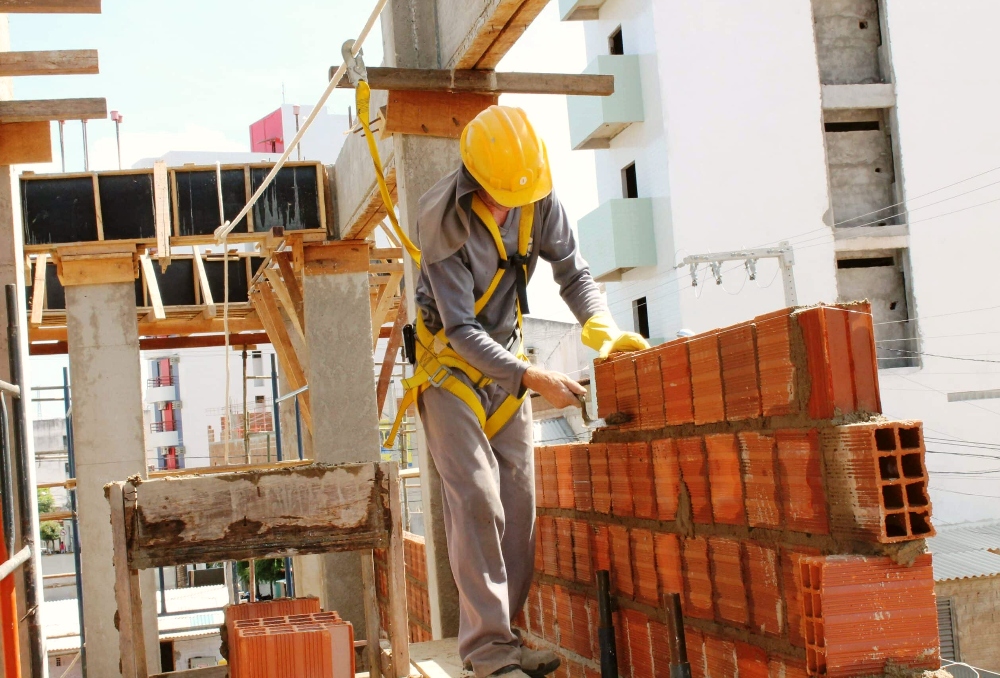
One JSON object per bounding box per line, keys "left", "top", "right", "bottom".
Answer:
{"left": 563, "top": 0, "right": 1000, "bottom": 523}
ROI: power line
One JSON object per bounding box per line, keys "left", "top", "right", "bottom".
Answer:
{"left": 932, "top": 487, "right": 1000, "bottom": 500}
{"left": 839, "top": 178, "right": 1000, "bottom": 231}
{"left": 874, "top": 304, "right": 1000, "bottom": 327}
{"left": 880, "top": 347, "right": 1000, "bottom": 364}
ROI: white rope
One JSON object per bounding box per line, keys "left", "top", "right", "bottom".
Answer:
{"left": 214, "top": 0, "right": 389, "bottom": 243}
{"left": 217, "top": 162, "right": 232, "bottom": 466}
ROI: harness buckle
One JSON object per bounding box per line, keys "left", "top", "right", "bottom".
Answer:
{"left": 428, "top": 364, "right": 452, "bottom": 388}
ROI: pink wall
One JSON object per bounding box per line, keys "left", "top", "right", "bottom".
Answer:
{"left": 249, "top": 108, "right": 284, "bottom": 153}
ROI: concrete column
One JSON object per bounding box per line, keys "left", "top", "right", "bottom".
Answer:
{"left": 301, "top": 242, "right": 380, "bottom": 635}
{"left": 66, "top": 276, "right": 160, "bottom": 676}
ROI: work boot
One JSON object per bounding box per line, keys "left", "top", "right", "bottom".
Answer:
{"left": 519, "top": 647, "right": 560, "bottom": 677}
{"left": 487, "top": 667, "right": 531, "bottom": 678}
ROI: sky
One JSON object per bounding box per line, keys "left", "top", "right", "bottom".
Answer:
{"left": 11, "top": 1, "right": 599, "bottom": 402}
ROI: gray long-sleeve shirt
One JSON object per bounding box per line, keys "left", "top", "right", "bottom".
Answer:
{"left": 414, "top": 166, "right": 606, "bottom": 396}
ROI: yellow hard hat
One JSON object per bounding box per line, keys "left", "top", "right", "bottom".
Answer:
{"left": 460, "top": 105, "right": 552, "bottom": 208}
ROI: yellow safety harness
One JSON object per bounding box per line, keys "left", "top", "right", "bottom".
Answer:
{"left": 355, "top": 82, "right": 534, "bottom": 448}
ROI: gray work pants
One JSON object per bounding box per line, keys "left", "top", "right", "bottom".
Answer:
{"left": 418, "top": 381, "right": 535, "bottom": 678}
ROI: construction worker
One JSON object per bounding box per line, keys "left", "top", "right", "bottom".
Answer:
{"left": 398, "top": 106, "right": 648, "bottom": 678}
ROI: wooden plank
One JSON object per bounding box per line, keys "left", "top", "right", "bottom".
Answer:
{"left": 372, "top": 247, "right": 403, "bottom": 261}
{"left": 126, "top": 462, "right": 385, "bottom": 569}
{"left": 371, "top": 272, "right": 402, "bottom": 349}
{"left": 360, "top": 552, "right": 383, "bottom": 677}
{"left": 29, "top": 253, "right": 47, "bottom": 326}
{"left": 449, "top": 0, "right": 523, "bottom": 70}
{"left": 0, "top": 97, "right": 106, "bottom": 122}
{"left": 336, "top": 67, "right": 615, "bottom": 97}
{"left": 264, "top": 268, "right": 304, "bottom": 341}
{"left": 379, "top": 222, "right": 401, "bottom": 248}
{"left": 56, "top": 251, "right": 135, "bottom": 286}
{"left": 149, "top": 459, "right": 310, "bottom": 480}
{"left": 0, "top": 121, "right": 51, "bottom": 164}
{"left": 138, "top": 254, "right": 165, "bottom": 320}
{"left": 192, "top": 246, "right": 216, "bottom": 318}
{"left": 0, "top": 0, "right": 101, "bottom": 11}
{"left": 384, "top": 90, "right": 497, "bottom": 139}
{"left": 408, "top": 638, "right": 470, "bottom": 678}
{"left": 92, "top": 173, "right": 104, "bottom": 240}
{"left": 273, "top": 251, "right": 304, "bottom": 329}
{"left": 108, "top": 482, "right": 141, "bottom": 678}
{"left": 370, "top": 262, "right": 405, "bottom": 275}
{"left": 303, "top": 241, "right": 370, "bottom": 276}
{"left": 251, "top": 281, "right": 312, "bottom": 432}
{"left": 0, "top": 49, "right": 99, "bottom": 76}
{"left": 385, "top": 464, "right": 411, "bottom": 678}
{"left": 453, "top": 0, "right": 550, "bottom": 70}
{"left": 342, "top": 166, "right": 397, "bottom": 241}
{"left": 153, "top": 160, "right": 171, "bottom": 269}
{"left": 376, "top": 294, "right": 407, "bottom": 417}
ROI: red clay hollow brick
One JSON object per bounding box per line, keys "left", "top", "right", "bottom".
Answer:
{"left": 554, "top": 517, "right": 575, "bottom": 581}
{"left": 775, "top": 429, "right": 829, "bottom": 535}
{"left": 554, "top": 585, "right": 574, "bottom": 652}
{"left": 630, "top": 528, "right": 658, "bottom": 607}
{"left": 628, "top": 441, "right": 657, "bottom": 519}
{"left": 705, "top": 433, "right": 746, "bottom": 526}
{"left": 677, "top": 437, "right": 713, "bottom": 524}
{"left": 651, "top": 438, "right": 681, "bottom": 521}
{"left": 654, "top": 532, "right": 684, "bottom": 598}
{"left": 738, "top": 431, "right": 781, "bottom": 529}
{"left": 613, "top": 356, "right": 640, "bottom": 429}
{"left": 534, "top": 450, "right": 545, "bottom": 509}
{"left": 569, "top": 591, "right": 592, "bottom": 660}
{"left": 719, "top": 322, "right": 762, "bottom": 421}
{"left": 538, "top": 515, "right": 558, "bottom": 578}
{"left": 689, "top": 333, "right": 726, "bottom": 425}
{"left": 614, "top": 610, "right": 631, "bottom": 678}
{"left": 588, "top": 443, "right": 612, "bottom": 514}
{"left": 754, "top": 308, "right": 798, "bottom": 417}
{"left": 608, "top": 524, "right": 634, "bottom": 599}
{"left": 540, "top": 584, "right": 558, "bottom": 644}
{"left": 819, "top": 421, "right": 934, "bottom": 544}
{"left": 607, "top": 442, "right": 634, "bottom": 517}
{"left": 571, "top": 520, "right": 593, "bottom": 586}
{"left": 708, "top": 536, "right": 748, "bottom": 627}
{"left": 846, "top": 301, "right": 881, "bottom": 413}
{"left": 682, "top": 536, "right": 714, "bottom": 620}
{"left": 781, "top": 545, "right": 822, "bottom": 648}
{"left": 660, "top": 340, "right": 695, "bottom": 425}
{"left": 555, "top": 445, "right": 577, "bottom": 510}
{"left": 636, "top": 350, "right": 667, "bottom": 429}
{"left": 648, "top": 619, "right": 673, "bottom": 677}
{"left": 703, "top": 633, "right": 738, "bottom": 678}
{"left": 590, "top": 524, "right": 612, "bottom": 575}
{"left": 686, "top": 626, "right": 707, "bottom": 678}
{"left": 744, "top": 540, "right": 783, "bottom": 638}
{"left": 623, "top": 609, "right": 653, "bottom": 678}
{"left": 798, "top": 554, "right": 939, "bottom": 678}
{"left": 541, "top": 445, "right": 559, "bottom": 510}
{"left": 593, "top": 359, "right": 617, "bottom": 421}
{"left": 570, "top": 445, "right": 593, "bottom": 512}
{"left": 736, "top": 641, "right": 769, "bottom": 678}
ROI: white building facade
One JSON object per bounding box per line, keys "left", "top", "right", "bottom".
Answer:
{"left": 564, "top": 0, "right": 1000, "bottom": 524}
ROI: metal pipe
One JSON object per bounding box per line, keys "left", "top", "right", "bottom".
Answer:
{"left": 81, "top": 120, "right": 89, "bottom": 171}
{"left": 0, "top": 546, "right": 31, "bottom": 582}
{"left": 58, "top": 120, "right": 66, "bottom": 173}
{"left": 242, "top": 349, "right": 250, "bottom": 464}
{"left": 159, "top": 567, "right": 167, "bottom": 615}
{"left": 270, "top": 355, "right": 283, "bottom": 462}
{"left": 276, "top": 384, "right": 308, "bottom": 404}
{"left": 0, "top": 400, "right": 14, "bottom": 558}
{"left": 0, "top": 381, "right": 19, "bottom": 398}
{"left": 248, "top": 560, "right": 257, "bottom": 603}
{"left": 596, "top": 570, "right": 618, "bottom": 678}
{"left": 284, "top": 556, "right": 294, "bottom": 598}
{"left": 663, "top": 592, "right": 690, "bottom": 678}
{"left": 62, "top": 367, "right": 86, "bottom": 676}
{"left": 6, "top": 284, "right": 44, "bottom": 677}
{"left": 294, "top": 396, "right": 304, "bottom": 460}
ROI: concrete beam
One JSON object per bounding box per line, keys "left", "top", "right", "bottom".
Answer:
{"left": 331, "top": 88, "right": 392, "bottom": 239}
{"left": 822, "top": 83, "right": 896, "bottom": 110}
{"left": 66, "top": 281, "right": 160, "bottom": 675}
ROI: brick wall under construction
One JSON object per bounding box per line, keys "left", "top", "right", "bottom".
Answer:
{"left": 519, "top": 303, "right": 941, "bottom": 678}
{"left": 375, "top": 532, "right": 432, "bottom": 643}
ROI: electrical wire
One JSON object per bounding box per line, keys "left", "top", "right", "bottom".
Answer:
{"left": 837, "top": 179, "right": 1000, "bottom": 231}
{"left": 931, "top": 487, "right": 1000, "bottom": 500}
{"left": 879, "top": 347, "right": 1000, "bottom": 364}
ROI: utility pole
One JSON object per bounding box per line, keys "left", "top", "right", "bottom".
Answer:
{"left": 58, "top": 121, "right": 66, "bottom": 173}
{"left": 110, "top": 110, "right": 124, "bottom": 170}
{"left": 81, "top": 120, "right": 89, "bottom": 171}
{"left": 682, "top": 241, "right": 797, "bottom": 307}
{"left": 293, "top": 105, "right": 302, "bottom": 161}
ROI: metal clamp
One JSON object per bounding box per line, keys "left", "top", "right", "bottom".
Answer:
{"left": 428, "top": 365, "right": 452, "bottom": 388}
{"left": 341, "top": 40, "right": 368, "bottom": 86}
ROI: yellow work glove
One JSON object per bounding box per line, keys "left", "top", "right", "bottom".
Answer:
{"left": 581, "top": 311, "right": 650, "bottom": 359}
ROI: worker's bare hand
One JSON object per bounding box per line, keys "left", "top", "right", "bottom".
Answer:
{"left": 522, "top": 366, "right": 586, "bottom": 409}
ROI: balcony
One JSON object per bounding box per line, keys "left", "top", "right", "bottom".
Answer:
{"left": 146, "top": 375, "right": 178, "bottom": 404}
{"left": 821, "top": 84, "right": 896, "bottom": 110}
{"left": 148, "top": 421, "right": 181, "bottom": 448}
{"left": 559, "top": 0, "right": 604, "bottom": 21}
{"left": 577, "top": 198, "right": 656, "bottom": 282}
{"left": 567, "top": 55, "right": 644, "bottom": 150}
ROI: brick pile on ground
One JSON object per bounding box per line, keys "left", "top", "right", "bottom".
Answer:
{"left": 518, "top": 303, "right": 941, "bottom": 678}
{"left": 375, "top": 532, "right": 432, "bottom": 643}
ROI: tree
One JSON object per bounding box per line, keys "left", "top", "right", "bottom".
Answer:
{"left": 37, "top": 488, "right": 54, "bottom": 515}
{"left": 39, "top": 522, "right": 60, "bottom": 544}
{"left": 236, "top": 559, "right": 284, "bottom": 599}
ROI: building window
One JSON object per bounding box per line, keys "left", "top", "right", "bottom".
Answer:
{"left": 609, "top": 26, "right": 624, "bottom": 55}
{"left": 632, "top": 297, "right": 650, "bottom": 339}
{"left": 621, "top": 162, "right": 638, "bottom": 199}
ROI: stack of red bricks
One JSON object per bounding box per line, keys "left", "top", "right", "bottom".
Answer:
{"left": 225, "top": 598, "right": 355, "bottom": 678}
{"left": 375, "top": 532, "right": 432, "bottom": 643}
{"left": 521, "top": 303, "right": 941, "bottom": 678}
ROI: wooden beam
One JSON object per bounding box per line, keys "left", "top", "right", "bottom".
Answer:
{"left": 30, "top": 253, "right": 47, "bottom": 326}
{"left": 371, "top": 272, "right": 402, "bottom": 349}
{"left": 384, "top": 90, "right": 497, "bottom": 139}
{"left": 251, "top": 282, "right": 311, "bottom": 432}
{"left": 138, "top": 254, "right": 165, "bottom": 320}
{"left": 0, "top": 49, "right": 99, "bottom": 77}
{"left": 153, "top": 160, "right": 171, "bottom": 270}
{"left": 148, "top": 459, "right": 310, "bottom": 480}
{"left": 273, "top": 251, "right": 304, "bottom": 331}
{"left": 0, "top": 97, "right": 106, "bottom": 123}
{"left": 371, "top": 247, "right": 403, "bottom": 261}
{"left": 0, "top": 121, "right": 52, "bottom": 164}
{"left": 453, "top": 0, "right": 550, "bottom": 70}
{"left": 0, "top": 0, "right": 101, "bottom": 11}
{"left": 123, "top": 462, "right": 385, "bottom": 569}
{"left": 30, "top": 333, "right": 271, "bottom": 356}
{"left": 264, "top": 268, "right": 304, "bottom": 341}
{"left": 376, "top": 293, "right": 407, "bottom": 417}
{"left": 336, "top": 67, "right": 615, "bottom": 97}
{"left": 385, "top": 463, "right": 410, "bottom": 677}
{"left": 55, "top": 243, "right": 136, "bottom": 286}
{"left": 192, "top": 247, "right": 215, "bottom": 317}
{"left": 108, "top": 482, "right": 145, "bottom": 678}
{"left": 303, "top": 241, "right": 369, "bottom": 276}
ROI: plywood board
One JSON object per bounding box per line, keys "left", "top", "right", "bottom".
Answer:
{"left": 384, "top": 90, "right": 498, "bottom": 139}
{"left": 0, "top": 121, "right": 51, "bottom": 164}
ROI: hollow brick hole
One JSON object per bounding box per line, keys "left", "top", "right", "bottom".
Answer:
{"left": 875, "top": 428, "right": 897, "bottom": 451}
{"left": 815, "top": 621, "right": 826, "bottom": 648}
{"left": 884, "top": 512, "right": 907, "bottom": 537}
{"left": 882, "top": 485, "right": 904, "bottom": 510}
{"left": 803, "top": 593, "right": 813, "bottom": 617}
{"left": 806, "top": 620, "right": 815, "bottom": 645}
{"left": 878, "top": 455, "right": 900, "bottom": 480}
{"left": 901, "top": 453, "right": 924, "bottom": 478}
{"left": 910, "top": 511, "right": 933, "bottom": 535}
{"left": 899, "top": 427, "right": 921, "bottom": 449}
{"left": 813, "top": 592, "right": 823, "bottom": 618}
{"left": 906, "top": 482, "right": 929, "bottom": 507}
